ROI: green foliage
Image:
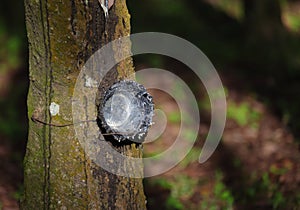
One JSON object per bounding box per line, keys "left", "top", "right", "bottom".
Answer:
{"left": 0, "top": 21, "right": 22, "bottom": 74}
{"left": 0, "top": 19, "right": 25, "bottom": 140}
{"left": 227, "top": 102, "right": 246, "bottom": 126}
{"left": 0, "top": 18, "right": 28, "bottom": 142}
{"left": 153, "top": 175, "right": 198, "bottom": 210}
{"left": 0, "top": 84, "right": 27, "bottom": 139}
{"left": 143, "top": 147, "right": 164, "bottom": 159}
{"left": 168, "top": 111, "right": 181, "bottom": 123}
{"left": 166, "top": 196, "right": 184, "bottom": 210}
{"left": 208, "top": 0, "right": 244, "bottom": 21}
{"left": 200, "top": 171, "right": 234, "bottom": 210}
{"left": 261, "top": 173, "right": 287, "bottom": 209}
{"left": 13, "top": 185, "right": 24, "bottom": 201}
{"left": 281, "top": 0, "right": 300, "bottom": 33}
{"left": 179, "top": 148, "right": 201, "bottom": 168}
{"left": 198, "top": 95, "right": 210, "bottom": 112}
{"left": 286, "top": 14, "right": 300, "bottom": 32}
{"left": 140, "top": 54, "right": 164, "bottom": 68}
{"left": 241, "top": 172, "right": 287, "bottom": 209}
{"left": 171, "top": 175, "right": 197, "bottom": 199}
{"left": 269, "top": 165, "right": 289, "bottom": 176}
{"left": 198, "top": 87, "right": 228, "bottom": 112}
{"left": 182, "top": 129, "right": 197, "bottom": 143}
{"left": 232, "top": 158, "right": 242, "bottom": 168}
{"left": 272, "top": 191, "right": 285, "bottom": 209}
{"left": 295, "top": 193, "right": 300, "bottom": 207}
{"left": 214, "top": 171, "right": 234, "bottom": 208}
{"left": 227, "top": 101, "right": 261, "bottom": 127}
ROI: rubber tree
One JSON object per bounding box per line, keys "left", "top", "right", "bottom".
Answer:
{"left": 22, "top": 0, "right": 146, "bottom": 209}
{"left": 243, "top": 0, "right": 287, "bottom": 72}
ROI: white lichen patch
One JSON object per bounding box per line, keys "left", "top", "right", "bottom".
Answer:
{"left": 84, "top": 74, "right": 98, "bottom": 88}
{"left": 50, "top": 102, "right": 60, "bottom": 116}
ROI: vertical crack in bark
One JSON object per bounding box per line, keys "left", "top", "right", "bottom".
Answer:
{"left": 38, "top": 0, "right": 48, "bottom": 208}
{"left": 83, "top": 95, "right": 90, "bottom": 209}
{"left": 70, "top": 0, "right": 77, "bottom": 36}
{"left": 39, "top": 0, "right": 53, "bottom": 208}
{"left": 83, "top": 152, "right": 89, "bottom": 210}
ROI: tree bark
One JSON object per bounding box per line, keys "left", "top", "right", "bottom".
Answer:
{"left": 243, "top": 0, "right": 283, "bottom": 40}
{"left": 242, "top": 0, "right": 287, "bottom": 74}
{"left": 22, "top": 0, "right": 146, "bottom": 209}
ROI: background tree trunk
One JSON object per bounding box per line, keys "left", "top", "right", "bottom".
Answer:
{"left": 242, "top": 0, "right": 287, "bottom": 76}
{"left": 22, "top": 0, "right": 146, "bottom": 209}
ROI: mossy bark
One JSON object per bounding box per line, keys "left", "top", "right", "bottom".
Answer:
{"left": 22, "top": 0, "right": 146, "bottom": 209}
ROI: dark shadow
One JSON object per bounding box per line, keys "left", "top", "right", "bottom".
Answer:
{"left": 216, "top": 143, "right": 274, "bottom": 210}
{"left": 0, "top": 65, "right": 28, "bottom": 190}
{"left": 143, "top": 179, "right": 171, "bottom": 210}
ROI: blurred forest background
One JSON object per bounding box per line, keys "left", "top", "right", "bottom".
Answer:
{"left": 0, "top": 0, "right": 300, "bottom": 209}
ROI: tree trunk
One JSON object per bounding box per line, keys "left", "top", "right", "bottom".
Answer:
{"left": 22, "top": 0, "right": 146, "bottom": 209}
{"left": 243, "top": 0, "right": 287, "bottom": 75}
{"left": 243, "top": 0, "right": 283, "bottom": 42}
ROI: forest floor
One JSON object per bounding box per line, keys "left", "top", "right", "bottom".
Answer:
{"left": 0, "top": 138, "right": 21, "bottom": 210}
{"left": 143, "top": 70, "right": 300, "bottom": 210}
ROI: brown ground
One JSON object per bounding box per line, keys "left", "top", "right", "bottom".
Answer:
{"left": 144, "top": 72, "right": 300, "bottom": 210}
{"left": 0, "top": 138, "right": 21, "bottom": 210}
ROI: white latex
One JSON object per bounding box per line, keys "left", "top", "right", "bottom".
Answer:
{"left": 98, "top": 0, "right": 115, "bottom": 17}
